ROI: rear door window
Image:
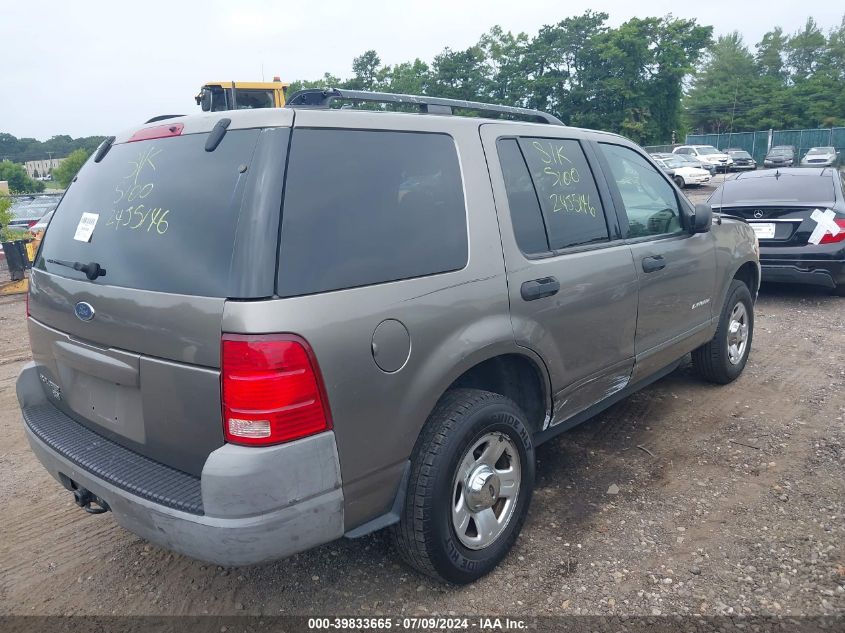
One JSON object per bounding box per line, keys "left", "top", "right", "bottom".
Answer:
{"left": 36, "top": 130, "right": 261, "bottom": 297}
{"left": 518, "top": 137, "right": 609, "bottom": 249}
{"left": 496, "top": 138, "right": 549, "bottom": 255}
{"left": 277, "top": 129, "right": 467, "bottom": 297}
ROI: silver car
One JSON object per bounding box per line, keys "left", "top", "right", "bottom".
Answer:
{"left": 800, "top": 146, "right": 839, "bottom": 167}
{"left": 17, "top": 89, "right": 760, "bottom": 584}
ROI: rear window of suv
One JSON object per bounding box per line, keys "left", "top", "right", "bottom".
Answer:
{"left": 36, "top": 130, "right": 262, "bottom": 297}
{"left": 276, "top": 129, "right": 468, "bottom": 297}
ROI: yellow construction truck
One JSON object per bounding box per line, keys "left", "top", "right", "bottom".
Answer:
{"left": 196, "top": 77, "right": 290, "bottom": 111}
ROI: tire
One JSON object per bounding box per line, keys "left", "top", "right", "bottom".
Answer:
{"left": 692, "top": 279, "right": 754, "bottom": 384}
{"left": 391, "top": 388, "right": 535, "bottom": 584}
{"left": 831, "top": 284, "right": 845, "bottom": 297}
{"left": 674, "top": 175, "right": 685, "bottom": 189}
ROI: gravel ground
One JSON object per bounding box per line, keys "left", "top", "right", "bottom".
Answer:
{"left": 0, "top": 225, "right": 842, "bottom": 619}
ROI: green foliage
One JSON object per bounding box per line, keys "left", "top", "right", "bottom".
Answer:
{"left": 0, "top": 133, "right": 105, "bottom": 165}
{"left": 0, "top": 194, "right": 28, "bottom": 242}
{"left": 53, "top": 148, "right": 92, "bottom": 189}
{"left": 685, "top": 14, "right": 845, "bottom": 133}
{"left": 286, "top": 12, "right": 712, "bottom": 144}
{"left": 0, "top": 160, "right": 44, "bottom": 193}
{"left": 0, "top": 194, "right": 11, "bottom": 228}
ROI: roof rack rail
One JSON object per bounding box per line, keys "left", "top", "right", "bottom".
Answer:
{"left": 285, "top": 88, "right": 564, "bottom": 125}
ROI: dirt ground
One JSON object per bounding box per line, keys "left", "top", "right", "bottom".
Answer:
{"left": 0, "top": 246, "right": 843, "bottom": 618}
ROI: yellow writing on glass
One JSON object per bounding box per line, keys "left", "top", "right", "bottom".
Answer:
{"left": 107, "top": 146, "right": 171, "bottom": 236}
{"left": 105, "top": 206, "right": 170, "bottom": 234}
{"left": 549, "top": 192, "right": 596, "bottom": 217}
{"left": 127, "top": 146, "right": 162, "bottom": 185}
{"left": 543, "top": 166, "right": 580, "bottom": 188}
{"left": 532, "top": 141, "right": 572, "bottom": 166}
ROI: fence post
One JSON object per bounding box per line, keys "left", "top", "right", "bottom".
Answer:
{"left": 768, "top": 129, "right": 773, "bottom": 151}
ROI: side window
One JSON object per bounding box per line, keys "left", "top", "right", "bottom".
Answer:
{"left": 519, "top": 137, "right": 609, "bottom": 250}
{"left": 277, "top": 129, "right": 468, "bottom": 297}
{"left": 496, "top": 138, "right": 549, "bottom": 254}
{"left": 599, "top": 143, "right": 682, "bottom": 238}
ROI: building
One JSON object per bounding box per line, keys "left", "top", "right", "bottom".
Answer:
{"left": 0, "top": 181, "right": 9, "bottom": 194}
{"left": 24, "top": 157, "right": 64, "bottom": 179}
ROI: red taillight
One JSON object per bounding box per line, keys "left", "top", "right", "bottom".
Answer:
{"left": 128, "top": 123, "right": 184, "bottom": 143}
{"left": 221, "top": 334, "right": 332, "bottom": 446}
{"left": 819, "top": 219, "right": 845, "bottom": 244}
{"left": 27, "top": 220, "right": 37, "bottom": 228}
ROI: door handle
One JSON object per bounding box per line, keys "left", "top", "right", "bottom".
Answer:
{"left": 641, "top": 255, "right": 666, "bottom": 273}
{"left": 521, "top": 277, "right": 560, "bottom": 301}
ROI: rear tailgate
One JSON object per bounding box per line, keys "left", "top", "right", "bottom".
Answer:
{"left": 27, "top": 124, "right": 288, "bottom": 476}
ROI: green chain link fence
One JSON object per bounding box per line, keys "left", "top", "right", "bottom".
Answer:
{"left": 644, "top": 127, "right": 843, "bottom": 166}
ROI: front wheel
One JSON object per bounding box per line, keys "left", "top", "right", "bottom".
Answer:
{"left": 391, "top": 389, "right": 535, "bottom": 584}
{"left": 692, "top": 279, "right": 754, "bottom": 383}
{"left": 674, "top": 175, "right": 685, "bottom": 189}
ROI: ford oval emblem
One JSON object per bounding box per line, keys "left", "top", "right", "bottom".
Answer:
{"left": 74, "top": 302, "right": 95, "bottom": 322}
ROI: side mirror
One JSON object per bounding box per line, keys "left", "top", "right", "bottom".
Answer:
{"left": 200, "top": 90, "right": 212, "bottom": 112}
{"left": 692, "top": 203, "right": 712, "bottom": 233}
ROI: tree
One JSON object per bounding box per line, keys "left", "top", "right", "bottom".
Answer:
{"left": 348, "top": 50, "right": 382, "bottom": 91}
{"left": 685, "top": 13, "right": 845, "bottom": 133}
{"left": 379, "top": 59, "right": 430, "bottom": 95}
{"left": 0, "top": 193, "right": 27, "bottom": 242}
{"left": 0, "top": 132, "right": 105, "bottom": 164}
{"left": 787, "top": 17, "right": 827, "bottom": 82}
{"left": 685, "top": 33, "right": 762, "bottom": 133}
{"left": 429, "top": 46, "right": 492, "bottom": 102}
{"left": 756, "top": 27, "right": 788, "bottom": 80}
{"left": 52, "top": 148, "right": 92, "bottom": 189}
{"left": 0, "top": 161, "right": 44, "bottom": 193}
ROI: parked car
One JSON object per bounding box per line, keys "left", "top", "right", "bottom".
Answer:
{"left": 7, "top": 195, "right": 60, "bottom": 229}
{"left": 673, "top": 145, "right": 734, "bottom": 171}
{"left": 29, "top": 210, "right": 54, "bottom": 235}
{"left": 672, "top": 152, "right": 717, "bottom": 175}
{"left": 763, "top": 145, "right": 796, "bottom": 168}
{"left": 651, "top": 154, "right": 711, "bottom": 188}
{"left": 17, "top": 89, "right": 759, "bottom": 584}
{"left": 800, "top": 146, "right": 839, "bottom": 168}
{"left": 648, "top": 153, "right": 676, "bottom": 178}
{"left": 709, "top": 167, "right": 845, "bottom": 295}
{"left": 725, "top": 149, "right": 756, "bottom": 171}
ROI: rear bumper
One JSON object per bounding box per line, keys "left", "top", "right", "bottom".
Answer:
{"left": 760, "top": 259, "right": 845, "bottom": 289}
{"left": 17, "top": 362, "right": 345, "bottom": 566}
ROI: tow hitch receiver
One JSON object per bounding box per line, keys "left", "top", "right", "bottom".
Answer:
{"left": 59, "top": 474, "right": 111, "bottom": 515}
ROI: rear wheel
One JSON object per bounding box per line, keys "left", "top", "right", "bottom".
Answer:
{"left": 391, "top": 389, "right": 535, "bottom": 584}
{"left": 692, "top": 280, "right": 754, "bottom": 383}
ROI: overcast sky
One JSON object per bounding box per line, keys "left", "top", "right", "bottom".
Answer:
{"left": 2, "top": 0, "right": 842, "bottom": 141}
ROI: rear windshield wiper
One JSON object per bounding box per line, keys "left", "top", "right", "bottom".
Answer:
{"left": 47, "top": 259, "right": 107, "bottom": 281}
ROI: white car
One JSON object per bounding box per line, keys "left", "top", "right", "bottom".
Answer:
{"left": 673, "top": 145, "right": 733, "bottom": 171}
{"left": 654, "top": 156, "right": 711, "bottom": 188}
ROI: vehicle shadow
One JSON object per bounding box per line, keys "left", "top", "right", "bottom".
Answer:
{"left": 757, "top": 281, "right": 838, "bottom": 300}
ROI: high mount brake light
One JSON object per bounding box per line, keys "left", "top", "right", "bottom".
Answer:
{"left": 128, "top": 123, "right": 184, "bottom": 143}
{"left": 221, "top": 334, "right": 332, "bottom": 446}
